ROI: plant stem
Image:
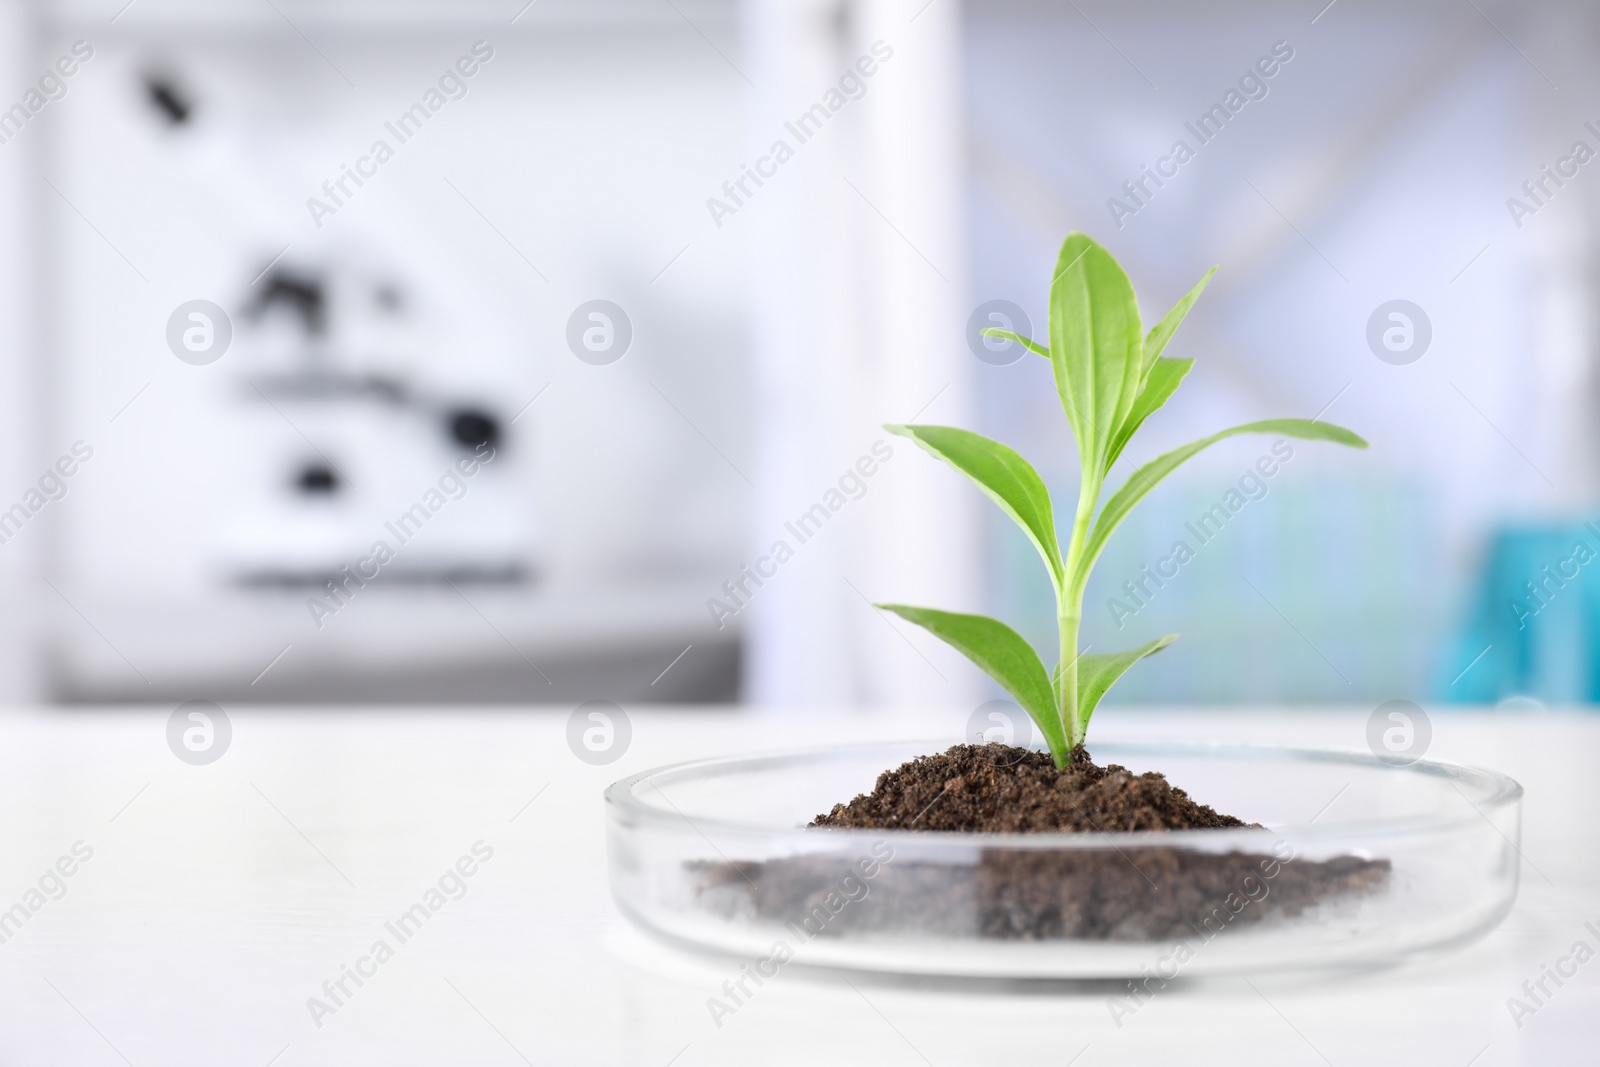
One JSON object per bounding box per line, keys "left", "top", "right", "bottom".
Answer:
{"left": 1056, "top": 472, "right": 1101, "bottom": 763}
{"left": 1057, "top": 606, "right": 1080, "bottom": 753}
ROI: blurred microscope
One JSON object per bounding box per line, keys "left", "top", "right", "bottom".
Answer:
{"left": 225, "top": 257, "right": 528, "bottom": 591}
{"left": 37, "top": 2, "right": 745, "bottom": 704}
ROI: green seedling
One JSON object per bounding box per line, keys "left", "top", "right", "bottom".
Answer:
{"left": 879, "top": 233, "right": 1366, "bottom": 768}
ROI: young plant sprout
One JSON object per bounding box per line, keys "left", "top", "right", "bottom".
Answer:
{"left": 879, "top": 233, "right": 1366, "bottom": 768}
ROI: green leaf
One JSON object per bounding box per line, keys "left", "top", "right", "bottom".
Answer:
{"left": 979, "top": 327, "right": 1049, "bottom": 360}
{"left": 1142, "top": 266, "right": 1216, "bottom": 373}
{"left": 1078, "top": 418, "right": 1368, "bottom": 584}
{"left": 1105, "top": 357, "right": 1192, "bottom": 470}
{"left": 885, "top": 424, "right": 1064, "bottom": 587}
{"left": 878, "top": 604, "right": 1067, "bottom": 760}
{"left": 1076, "top": 634, "right": 1177, "bottom": 734}
{"left": 1048, "top": 233, "right": 1144, "bottom": 473}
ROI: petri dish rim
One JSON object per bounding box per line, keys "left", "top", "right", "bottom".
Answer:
{"left": 605, "top": 739, "right": 1523, "bottom": 849}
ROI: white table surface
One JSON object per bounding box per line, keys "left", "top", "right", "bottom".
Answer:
{"left": 0, "top": 704, "right": 1594, "bottom": 1066}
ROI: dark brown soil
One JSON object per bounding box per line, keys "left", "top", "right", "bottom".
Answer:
{"left": 692, "top": 744, "right": 1390, "bottom": 942}
{"left": 811, "top": 743, "right": 1250, "bottom": 832}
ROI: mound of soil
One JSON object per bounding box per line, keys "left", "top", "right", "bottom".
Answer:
{"left": 811, "top": 743, "right": 1249, "bottom": 832}
{"left": 693, "top": 744, "right": 1390, "bottom": 942}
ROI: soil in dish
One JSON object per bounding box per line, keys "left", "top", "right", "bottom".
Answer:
{"left": 696, "top": 744, "right": 1390, "bottom": 941}
{"left": 811, "top": 742, "right": 1250, "bottom": 832}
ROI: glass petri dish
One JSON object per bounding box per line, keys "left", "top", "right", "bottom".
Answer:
{"left": 606, "top": 741, "right": 1522, "bottom": 978}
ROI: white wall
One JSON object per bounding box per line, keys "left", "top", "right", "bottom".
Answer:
{"left": 741, "top": 0, "right": 980, "bottom": 712}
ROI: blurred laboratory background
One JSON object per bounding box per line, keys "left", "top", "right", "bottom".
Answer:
{"left": 0, "top": 0, "right": 1591, "bottom": 709}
